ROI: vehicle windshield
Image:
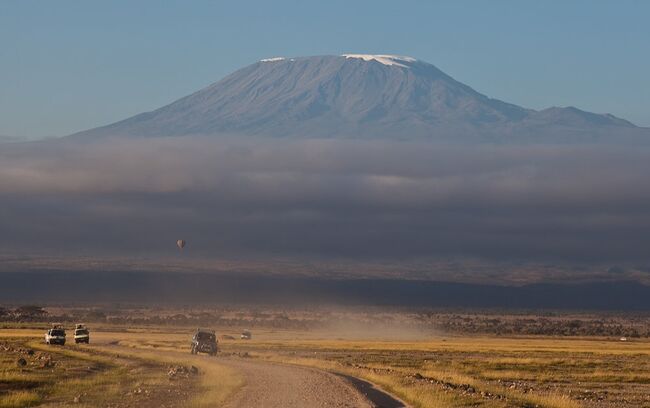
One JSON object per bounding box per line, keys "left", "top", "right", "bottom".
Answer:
{"left": 51, "top": 329, "right": 65, "bottom": 336}
{"left": 75, "top": 329, "right": 89, "bottom": 335}
{"left": 196, "top": 332, "right": 215, "bottom": 341}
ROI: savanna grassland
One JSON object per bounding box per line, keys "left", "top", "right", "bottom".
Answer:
{"left": 0, "top": 329, "right": 241, "bottom": 408}
{"left": 232, "top": 335, "right": 650, "bottom": 408}
{"left": 1, "top": 308, "right": 649, "bottom": 408}
{"left": 0, "top": 336, "right": 202, "bottom": 408}
{"left": 111, "top": 325, "right": 650, "bottom": 408}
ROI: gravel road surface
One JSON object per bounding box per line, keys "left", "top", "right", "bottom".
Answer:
{"left": 96, "top": 336, "right": 405, "bottom": 408}
{"left": 220, "top": 358, "right": 376, "bottom": 408}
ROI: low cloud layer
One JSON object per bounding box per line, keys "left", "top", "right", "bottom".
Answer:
{"left": 2, "top": 137, "right": 650, "bottom": 263}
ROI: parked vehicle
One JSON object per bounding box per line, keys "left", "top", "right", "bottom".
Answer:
{"left": 45, "top": 324, "right": 66, "bottom": 345}
{"left": 74, "top": 324, "right": 90, "bottom": 344}
{"left": 190, "top": 329, "right": 218, "bottom": 356}
{"left": 240, "top": 330, "right": 252, "bottom": 340}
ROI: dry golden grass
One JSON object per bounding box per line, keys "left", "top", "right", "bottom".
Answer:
{"left": 92, "top": 344, "right": 244, "bottom": 408}
{"left": 0, "top": 391, "right": 40, "bottom": 408}
{"left": 4, "top": 325, "right": 649, "bottom": 408}
{"left": 0, "top": 328, "right": 243, "bottom": 408}
{"left": 0, "top": 336, "right": 201, "bottom": 408}
{"left": 218, "top": 331, "right": 650, "bottom": 408}
{"left": 237, "top": 336, "right": 650, "bottom": 356}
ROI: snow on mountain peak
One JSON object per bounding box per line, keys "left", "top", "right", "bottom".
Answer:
{"left": 341, "top": 54, "right": 416, "bottom": 67}
{"left": 68, "top": 54, "right": 643, "bottom": 143}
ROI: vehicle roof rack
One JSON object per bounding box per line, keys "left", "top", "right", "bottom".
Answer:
{"left": 197, "top": 328, "right": 215, "bottom": 333}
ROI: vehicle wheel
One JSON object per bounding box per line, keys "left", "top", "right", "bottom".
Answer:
{"left": 190, "top": 346, "right": 196, "bottom": 355}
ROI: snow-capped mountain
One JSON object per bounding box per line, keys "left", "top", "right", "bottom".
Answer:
{"left": 68, "top": 54, "right": 646, "bottom": 143}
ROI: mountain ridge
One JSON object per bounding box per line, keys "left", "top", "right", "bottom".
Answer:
{"left": 68, "top": 54, "right": 646, "bottom": 143}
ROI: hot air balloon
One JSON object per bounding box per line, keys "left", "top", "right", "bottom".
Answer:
{"left": 176, "top": 239, "right": 186, "bottom": 250}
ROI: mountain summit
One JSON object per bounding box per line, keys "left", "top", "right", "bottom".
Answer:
{"left": 69, "top": 54, "right": 644, "bottom": 143}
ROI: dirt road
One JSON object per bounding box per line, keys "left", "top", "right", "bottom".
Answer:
{"left": 89, "top": 333, "right": 406, "bottom": 408}
{"left": 219, "top": 357, "right": 382, "bottom": 408}
{"left": 152, "top": 350, "right": 405, "bottom": 407}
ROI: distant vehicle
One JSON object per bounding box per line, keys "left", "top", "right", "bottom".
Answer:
{"left": 74, "top": 324, "right": 90, "bottom": 344}
{"left": 241, "top": 330, "right": 252, "bottom": 340}
{"left": 177, "top": 239, "right": 186, "bottom": 250}
{"left": 45, "top": 324, "right": 66, "bottom": 345}
{"left": 190, "top": 329, "right": 218, "bottom": 356}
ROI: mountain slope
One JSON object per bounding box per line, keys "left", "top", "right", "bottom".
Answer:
{"left": 68, "top": 54, "right": 646, "bottom": 143}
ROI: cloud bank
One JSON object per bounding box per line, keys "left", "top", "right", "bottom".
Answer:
{"left": 2, "top": 137, "right": 650, "bottom": 263}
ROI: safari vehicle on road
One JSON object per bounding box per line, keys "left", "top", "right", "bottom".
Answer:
{"left": 190, "top": 328, "right": 218, "bottom": 356}
{"left": 45, "top": 324, "right": 66, "bottom": 345}
{"left": 74, "top": 323, "right": 90, "bottom": 344}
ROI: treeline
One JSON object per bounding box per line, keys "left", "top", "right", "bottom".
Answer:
{"left": 3, "top": 305, "right": 648, "bottom": 337}
{"left": 96, "top": 314, "right": 317, "bottom": 329}
{"left": 0, "top": 306, "right": 318, "bottom": 329}
{"left": 434, "top": 314, "right": 649, "bottom": 337}
{"left": 0, "top": 305, "right": 48, "bottom": 321}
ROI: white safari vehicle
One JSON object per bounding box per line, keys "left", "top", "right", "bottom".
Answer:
{"left": 74, "top": 324, "right": 90, "bottom": 344}
{"left": 45, "top": 324, "right": 66, "bottom": 345}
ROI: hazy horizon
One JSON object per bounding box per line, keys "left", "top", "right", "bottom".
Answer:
{"left": 1, "top": 1, "right": 649, "bottom": 301}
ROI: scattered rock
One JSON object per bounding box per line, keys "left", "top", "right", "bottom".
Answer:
{"left": 41, "top": 357, "right": 54, "bottom": 368}
{"left": 168, "top": 365, "right": 198, "bottom": 379}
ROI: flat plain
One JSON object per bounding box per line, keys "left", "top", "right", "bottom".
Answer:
{"left": 1, "top": 310, "right": 649, "bottom": 408}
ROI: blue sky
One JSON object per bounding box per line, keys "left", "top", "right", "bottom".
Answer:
{"left": 1, "top": 0, "right": 649, "bottom": 138}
